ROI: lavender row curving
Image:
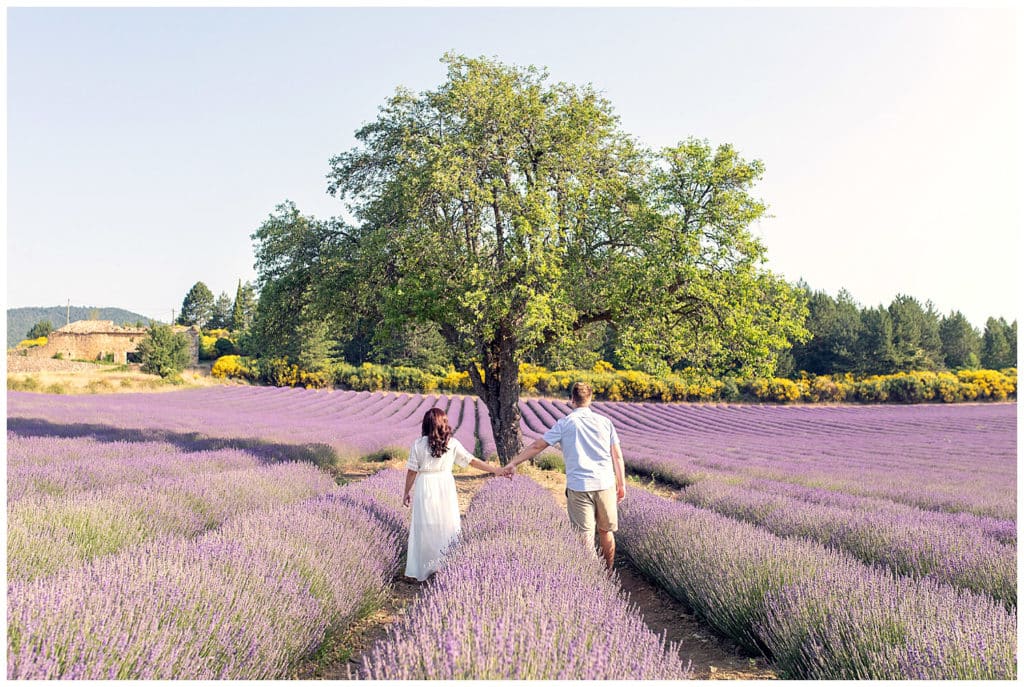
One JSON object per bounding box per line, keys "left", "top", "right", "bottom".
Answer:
{"left": 8, "top": 459, "right": 337, "bottom": 581}
{"left": 617, "top": 488, "right": 1016, "bottom": 679}
{"left": 679, "top": 479, "right": 1016, "bottom": 607}
{"left": 360, "top": 477, "right": 691, "bottom": 679}
{"left": 7, "top": 468, "right": 408, "bottom": 680}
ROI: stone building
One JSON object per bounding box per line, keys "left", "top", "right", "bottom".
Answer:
{"left": 27, "top": 320, "right": 200, "bottom": 365}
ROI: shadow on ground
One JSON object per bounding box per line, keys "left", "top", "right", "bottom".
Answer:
{"left": 7, "top": 416, "right": 339, "bottom": 469}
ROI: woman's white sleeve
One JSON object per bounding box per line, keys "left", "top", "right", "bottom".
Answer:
{"left": 453, "top": 439, "right": 474, "bottom": 468}
{"left": 406, "top": 441, "right": 420, "bottom": 471}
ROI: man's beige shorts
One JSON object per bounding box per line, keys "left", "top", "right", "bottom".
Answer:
{"left": 566, "top": 486, "right": 618, "bottom": 536}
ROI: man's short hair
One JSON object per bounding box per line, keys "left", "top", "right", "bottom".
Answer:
{"left": 570, "top": 381, "right": 594, "bottom": 406}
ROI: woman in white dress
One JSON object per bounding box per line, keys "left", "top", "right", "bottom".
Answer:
{"left": 402, "top": 407, "right": 508, "bottom": 581}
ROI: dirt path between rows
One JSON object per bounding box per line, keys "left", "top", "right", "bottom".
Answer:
{"left": 313, "top": 461, "right": 775, "bottom": 680}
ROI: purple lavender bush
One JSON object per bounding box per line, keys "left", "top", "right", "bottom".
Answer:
{"left": 618, "top": 488, "right": 1016, "bottom": 679}
{"left": 8, "top": 460, "right": 337, "bottom": 580}
{"left": 758, "top": 565, "right": 1017, "bottom": 679}
{"left": 7, "top": 469, "right": 408, "bottom": 679}
{"left": 680, "top": 479, "right": 1017, "bottom": 608}
{"left": 360, "top": 477, "right": 691, "bottom": 679}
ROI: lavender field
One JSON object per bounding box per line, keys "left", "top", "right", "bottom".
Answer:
{"left": 6, "top": 387, "right": 1017, "bottom": 679}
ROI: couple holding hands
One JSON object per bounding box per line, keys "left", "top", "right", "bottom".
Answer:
{"left": 402, "top": 382, "right": 626, "bottom": 581}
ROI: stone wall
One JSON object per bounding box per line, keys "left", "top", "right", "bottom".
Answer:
{"left": 25, "top": 321, "right": 200, "bottom": 366}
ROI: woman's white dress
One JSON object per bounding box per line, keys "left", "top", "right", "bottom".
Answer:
{"left": 405, "top": 436, "right": 474, "bottom": 581}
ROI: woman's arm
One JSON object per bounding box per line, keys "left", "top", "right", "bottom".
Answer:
{"left": 402, "top": 469, "right": 417, "bottom": 507}
{"left": 469, "top": 457, "right": 502, "bottom": 475}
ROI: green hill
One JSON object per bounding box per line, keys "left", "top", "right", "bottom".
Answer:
{"left": 7, "top": 307, "right": 163, "bottom": 349}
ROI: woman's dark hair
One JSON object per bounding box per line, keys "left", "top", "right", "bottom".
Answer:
{"left": 422, "top": 407, "right": 453, "bottom": 458}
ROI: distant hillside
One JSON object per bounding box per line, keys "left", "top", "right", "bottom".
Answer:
{"left": 7, "top": 307, "right": 162, "bottom": 349}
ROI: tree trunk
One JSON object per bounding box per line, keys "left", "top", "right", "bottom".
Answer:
{"left": 467, "top": 328, "right": 523, "bottom": 465}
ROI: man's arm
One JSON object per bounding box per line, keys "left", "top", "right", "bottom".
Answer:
{"left": 507, "top": 438, "right": 550, "bottom": 470}
{"left": 611, "top": 443, "right": 626, "bottom": 503}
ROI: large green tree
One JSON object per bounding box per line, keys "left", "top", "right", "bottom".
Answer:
{"left": 249, "top": 202, "right": 342, "bottom": 365}
{"left": 265, "top": 54, "right": 805, "bottom": 462}
{"left": 855, "top": 305, "right": 897, "bottom": 375}
{"left": 230, "top": 280, "right": 258, "bottom": 332}
{"left": 177, "top": 282, "right": 215, "bottom": 328}
{"left": 981, "top": 317, "right": 1016, "bottom": 369}
{"left": 888, "top": 294, "right": 942, "bottom": 371}
{"left": 26, "top": 320, "right": 53, "bottom": 340}
{"left": 208, "top": 291, "right": 234, "bottom": 330}
{"left": 789, "top": 286, "right": 862, "bottom": 375}
{"left": 938, "top": 311, "right": 981, "bottom": 370}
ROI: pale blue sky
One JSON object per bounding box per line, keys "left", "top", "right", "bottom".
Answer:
{"left": 6, "top": 7, "right": 1019, "bottom": 329}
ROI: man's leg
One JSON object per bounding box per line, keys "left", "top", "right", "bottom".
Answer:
{"left": 597, "top": 529, "right": 615, "bottom": 569}
{"left": 594, "top": 487, "right": 619, "bottom": 570}
{"left": 566, "top": 488, "right": 598, "bottom": 557}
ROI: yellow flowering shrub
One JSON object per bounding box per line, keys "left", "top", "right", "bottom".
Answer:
{"left": 749, "top": 378, "right": 801, "bottom": 403}
{"left": 439, "top": 368, "right": 472, "bottom": 392}
{"left": 211, "top": 355, "right": 252, "bottom": 380}
{"left": 198, "top": 334, "right": 219, "bottom": 361}
{"left": 17, "top": 337, "right": 47, "bottom": 348}
{"left": 957, "top": 369, "right": 1015, "bottom": 401}
{"left": 932, "top": 372, "right": 962, "bottom": 403}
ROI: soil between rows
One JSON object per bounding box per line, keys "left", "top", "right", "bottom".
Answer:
{"left": 312, "top": 461, "right": 775, "bottom": 680}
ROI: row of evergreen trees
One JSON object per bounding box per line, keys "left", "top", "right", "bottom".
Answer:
{"left": 782, "top": 286, "right": 1016, "bottom": 376}
{"left": 176, "top": 281, "right": 257, "bottom": 332}
{"left": 177, "top": 277, "right": 1016, "bottom": 378}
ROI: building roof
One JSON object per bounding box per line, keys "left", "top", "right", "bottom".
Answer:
{"left": 55, "top": 320, "right": 147, "bottom": 334}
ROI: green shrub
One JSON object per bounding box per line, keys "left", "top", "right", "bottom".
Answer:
{"left": 137, "top": 323, "right": 191, "bottom": 379}
{"left": 257, "top": 357, "right": 300, "bottom": 387}
{"left": 214, "top": 337, "right": 238, "bottom": 357}
{"left": 534, "top": 452, "right": 565, "bottom": 473}
{"left": 390, "top": 366, "right": 439, "bottom": 392}
{"left": 884, "top": 374, "right": 926, "bottom": 403}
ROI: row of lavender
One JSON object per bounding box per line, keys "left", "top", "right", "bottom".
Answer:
{"left": 9, "top": 389, "right": 1015, "bottom": 607}
{"left": 616, "top": 488, "right": 1016, "bottom": 679}
{"left": 7, "top": 388, "right": 478, "bottom": 460}
{"left": 11, "top": 389, "right": 1014, "bottom": 521}
{"left": 7, "top": 434, "right": 338, "bottom": 580}
{"left": 517, "top": 397, "right": 1017, "bottom": 607}
{"left": 8, "top": 469, "right": 408, "bottom": 679}
{"left": 518, "top": 397, "right": 1016, "bottom": 519}
{"left": 360, "top": 477, "right": 690, "bottom": 679}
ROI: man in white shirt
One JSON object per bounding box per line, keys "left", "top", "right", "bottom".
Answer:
{"left": 505, "top": 381, "right": 626, "bottom": 569}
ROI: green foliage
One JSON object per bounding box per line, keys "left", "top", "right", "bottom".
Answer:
{"left": 888, "top": 294, "right": 943, "bottom": 371}
{"left": 230, "top": 280, "right": 257, "bottom": 332}
{"left": 369, "top": 321, "right": 451, "bottom": 370}
{"left": 939, "top": 311, "right": 981, "bottom": 370}
{"left": 177, "top": 282, "right": 215, "bottom": 328}
{"left": 249, "top": 204, "right": 342, "bottom": 367}
{"left": 314, "top": 52, "right": 806, "bottom": 460}
{"left": 534, "top": 452, "right": 565, "bottom": 473}
{"left": 855, "top": 306, "right": 897, "bottom": 375}
{"left": 214, "top": 337, "right": 237, "bottom": 357}
{"left": 981, "top": 317, "right": 1016, "bottom": 370}
{"left": 789, "top": 286, "right": 861, "bottom": 375}
{"left": 136, "top": 323, "right": 191, "bottom": 379}
{"left": 208, "top": 291, "right": 234, "bottom": 330}
{"left": 26, "top": 320, "right": 53, "bottom": 340}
